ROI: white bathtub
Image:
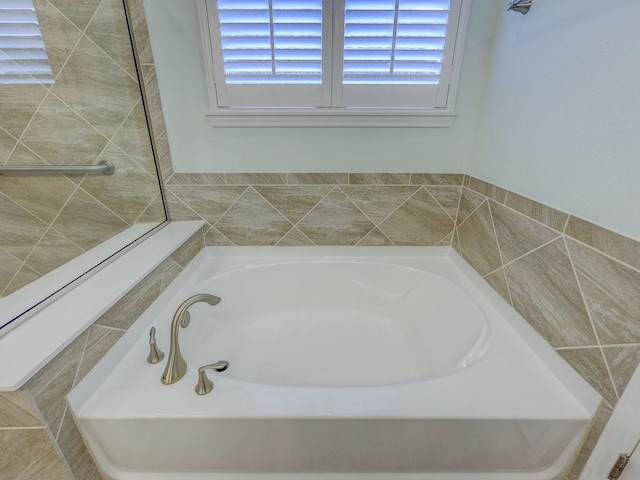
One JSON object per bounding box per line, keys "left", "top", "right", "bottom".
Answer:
{"left": 68, "top": 247, "right": 600, "bottom": 480}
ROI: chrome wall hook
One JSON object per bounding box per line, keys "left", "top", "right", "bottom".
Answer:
{"left": 195, "top": 361, "right": 229, "bottom": 395}
{"left": 146, "top": 327, "right": 165, "bottom": 364}
{"left": 508, "top": 0, "right": 532, "bottom": 15}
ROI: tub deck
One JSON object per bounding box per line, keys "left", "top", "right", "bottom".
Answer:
{"left": 68, "top": 247, "right": 600, "bottom": 480}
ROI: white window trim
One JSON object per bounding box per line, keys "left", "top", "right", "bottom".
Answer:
{"left": 197, "top": 0, "right": 471, "bottom": 128}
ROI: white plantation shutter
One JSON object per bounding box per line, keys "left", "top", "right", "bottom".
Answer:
{"left": 339, "top": 0, "right": 458, "bottom": 107}
{"left": 200, "top": 0, "right": 466, "bottom": 116}
{"left": 0, "top": 0, "right": 54, "bottom": 85}
{"left": 206, "top": 0, "right": 332, "bottom": 107}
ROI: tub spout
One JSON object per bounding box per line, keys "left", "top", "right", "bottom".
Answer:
{"left": 161, "top": 294, "right": 221, "bottom": 385}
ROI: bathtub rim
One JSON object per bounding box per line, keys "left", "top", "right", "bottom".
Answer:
{"left": 68, "top": 246, "right": 600, "bottom": 419}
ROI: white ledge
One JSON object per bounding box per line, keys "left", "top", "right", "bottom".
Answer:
{"left": 206, "top": 109, "right": 457, "bottom": 127}
{"left": 0, "top": 221, "right": 205, "bottom": 391}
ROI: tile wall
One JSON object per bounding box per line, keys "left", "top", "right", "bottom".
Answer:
{"left": 166, "top": 173, "right": 463, "bottom": 247}
{"left": 453, "top": 176, "right": 640, "bottom": 480}
{"left": 9, "top": 227, "right": 205, "bottom": 479}
{"left": 0, "top": 0, "right": 165, "bottom": 297}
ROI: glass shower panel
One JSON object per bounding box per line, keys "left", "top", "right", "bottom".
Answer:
{"left": 0, "top": 0, "right": 166, "bottom": 330}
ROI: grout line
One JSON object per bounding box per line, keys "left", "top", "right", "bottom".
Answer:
{"left": 483, "top": 235, "right": 561, "bottom": 278}
{"left": 455, "top": 197, "right": 487, "bottom": 230}
{"left": 423, "top": 185, "right": 458, "bottom": 223}
{"left": 564, "top": 235, "right": 640, "bottom": 276}
{"left": 0, "top": 426, "right": 47, "bottom": 431}
{"left": 335, "top": 185, "right": 386, "bottom": 228}
{"left": 562, "top": 234, "right": 619, "bottom": 401}
{"left": 563, "top": 214, "right": 571, "bottom": 234}
{"left": 288, "top": 186, "right": 337, "bottom": 229}
{"left": 249, "top": 187, "right": 295, "bottom": 232}
{"left": 132, "top": 192, "right": 161, "bottom": 224}
{"left": 210, "top": 186, "right": 252, "bottom": 233}
{"left": 486, "top": 200, "right": 507, "bottom": 268}
{"left": 554, "top": 345, "right": 602, "bottom": 351}
{"left": 91, "top": 324, "right": 127, "bottom": 333}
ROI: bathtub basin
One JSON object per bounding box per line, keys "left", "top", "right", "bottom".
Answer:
{"left": 68, "top": 247, "right": 600, "bottom": 480}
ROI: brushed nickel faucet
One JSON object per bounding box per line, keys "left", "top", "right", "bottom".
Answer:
{"left": 161, "top": 294, "right": 221, "bottom": 385}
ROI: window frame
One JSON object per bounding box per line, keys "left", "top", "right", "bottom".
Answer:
{"left": 197, "top": 0, "right": 471, "bottom": 127}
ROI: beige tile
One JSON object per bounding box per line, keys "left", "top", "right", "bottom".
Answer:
{"left": 167, "top": 173, "right": 226, "bottom": 185}
{"left": 204, "top": 227, "right": 234, "bottom": 246}
{"left": 255, "top": 185, "right": 333, "bottom": 224}
{"left": 51, "top": 36, "right": 140, "bottom": 138}
{"left": 80, "top": 145, "right": 161, "bottom": 223}
{"left": 456, "top": 187, "right": 485, "bottom": 226}
{"left": 341, "top": 186, "right": 419, "bottom": 224}
{"left": 95, "top": 266, "right": 163, "bottom": 330}
{"left": 168, "top": 185, "right": 246, "bottom": 225}
{"left": 85, "top": 0, "right": 137, "bottom": 77}
{"left": 21, "top": 95, "right": 108, "bottom": 167}
{"left": 484, "top": 269, "right": 512, "bottom": 305}
{"left": 154, "top": 134, "right": 173, "bottom": 179}
{"left": 277, "top": 228, "right": 315, "bottom": 246}
{"left": 505, "top": 191, "right": 568, "bottom": 232}
{"left": 1, "top": 144, "right": 77, "bottom": 224}
{"left": 165, "top": 191, "right": 203, "bottom": 222}
{"left": 378, "top": 188, "right": 454, "bottom": 246}
{"left": 0, "top": 248, "right": 25, "bottom": 297}
{"left": 24, "top": 229, "right": 84, "bottom": 276}
{"left": 160, "top": 258, "right": 183, "bottom": 292}
{"left": 48, "top": 0, "right": 102, "bottom": 30}
{"left": 453, "top": 229, "right": 461, "bottom": 255}
{"left": 348, "top": 173, "right": 410, "bottom": 185}
{"left": 4, "top": 264, "right": 42, "bottom": 296}
{"left": 287, "top": 173, "right": 348, "bottom": 185}
{"left": 505, "top": 239, "right": 596, "bottom": 347}
{"left": 567, "top": 238, "right": 640, "bottom": 345}
{"left": 33, "top": 0, "right": 83, "bottom": 76}
{"left": 466, "top": 177, "right": 507, "bottom": 203}
{"left": 215, "top": 189, "right": 293, "bottom": 245}
{"left": 51, "top": 188, "right": 129, "bottom": 251}
{"left": 169, "top": 229, "right": 204, "bottom": 267}
{"left": 0, "top": 84, "right": 47, "bottom": 137}
{"left": 226, "top": 173, "right": 286, "bottom": 185}
{"left": 357, "top": 228, "right": 394, "bottom": 246}
{"left": 425, "top": 186, "right": 461, "bottom": 221}
{"left": 410, "top": 174, "right": 464, "bottom": 185}
{"left": 136, "top": 193, "right": 166, "bottom": 223}
{"left": 489, "top": 200, "right": 558, "bottom": 264}
{"left": 298, "top": 189, "right": 375, "bottom": 245}
{"left": 0, "top": 392, "right": 43, "bottom": 428}
{"left": 603, "top": 346, "right": 640, "bottom": 398}
{"left": 0, "top": 128, "right": 17, "bottom": 164}
{"left": 74, "top": 326, "right": 124, "bottom": 387}
{"left": 565, "top": 403, "right": 613, "bottom": 480}
{"left": 436, "top": 232, "right": 453, "bottom": 246}
{"left": 23, "top": 330, "right": 88, "bottom": 436}
{"left": 57, "top": 411, "right": 101, "bottom": 479}
{"left": 141, "top": 65, "right": 168, "bottom": 139}
{"left": 111, "top": 101, "right": 157, "bottom": 175}
{"left": 0, "top": 193, "right": 49, "bottom": 261}
{"left": 0, "top": 428, "right": 72, "bottom": 480}
{"left": 566, "top": 216, "right": 640, "bottom": 271}
{"left": 128, "top": 0, "right": 154, "bottom": 64}
{"left": 456, "top": 201, "right": 502, "bottom": 276}
{"left": 557, "top": 348, "right": 617, "bottom": 406}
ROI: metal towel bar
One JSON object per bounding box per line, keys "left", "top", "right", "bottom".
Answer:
{"left": 0, "top": 160, "right": 115, "bottom": 176}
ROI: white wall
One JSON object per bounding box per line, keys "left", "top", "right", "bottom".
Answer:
{"left": 143, "top": 0, "right": 500, "bottom": 173}
{"left": 470, "top": 0, "right": 640, "bottom": 240}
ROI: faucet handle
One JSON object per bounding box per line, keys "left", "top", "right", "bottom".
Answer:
{"left": 195, "top": 361, "right": 229, "bottom": 395}
{"left": 146, "top": 327, "right": 164, "bottom": 364}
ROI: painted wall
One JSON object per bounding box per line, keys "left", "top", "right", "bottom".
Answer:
{"left": 143, "top": 0, "right": 500, "bottom": 173}
{"left": 469, "top": 0, "right": 640, "bottom": 240}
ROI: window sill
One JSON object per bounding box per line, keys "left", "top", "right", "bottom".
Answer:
{"left": 205, "top": 109, "right": 457, "bottom": 128}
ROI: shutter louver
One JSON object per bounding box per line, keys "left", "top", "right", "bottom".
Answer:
{"left": 343, "top": 0, "right": 450, "bottom": 86}
{"left": 0, "top": 0, "right": 54, "bottom": 85}
{"left": 216, "top": 0, "right": 323, "bottom": 85}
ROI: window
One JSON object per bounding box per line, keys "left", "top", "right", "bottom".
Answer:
{"left": 0, "top": 0, "right": 54, "bottom": 85}
{"left": 198, "top": 0, "right": 469, "bottom": 126}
